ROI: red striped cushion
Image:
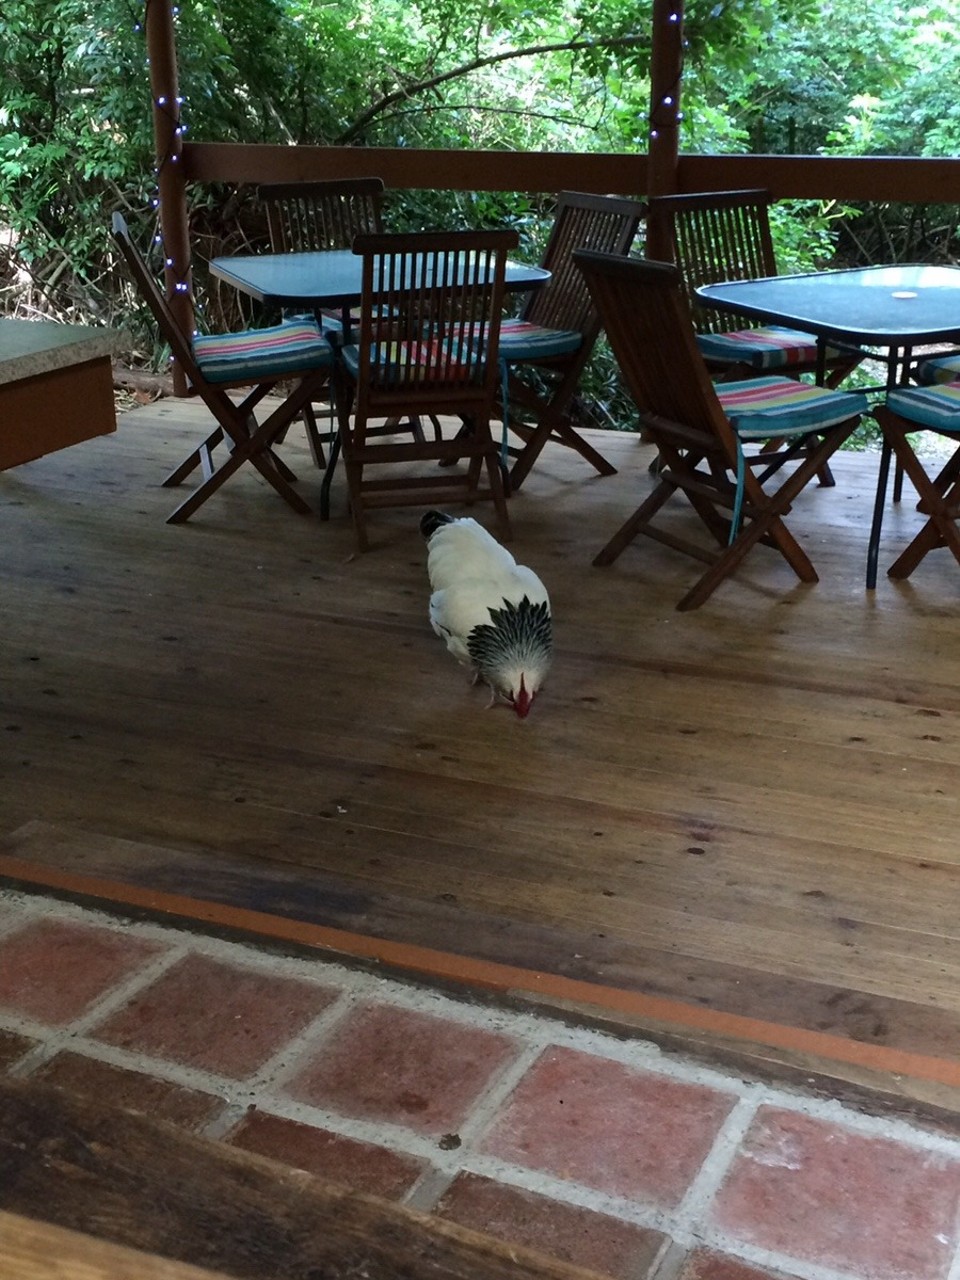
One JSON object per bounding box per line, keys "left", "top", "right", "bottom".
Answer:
{"left": 194, "top": 320, "right": 333, "bottom": 384}
{"left": 717, "top": 376, "right": 867, "bottom": 439}
{"left": 498, "top": 318, "right": 582, "bottom": 360}
{"left": 342, "top": 337, "right": 482, "bottom": 384}
{"left": 698, "top": 326, "right": 844, "bottom": 370}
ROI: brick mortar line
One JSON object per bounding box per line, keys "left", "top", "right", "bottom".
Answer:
{"left": 946, "top": 1234, "right": 960, "bottom": 1280}
{"left": 217, "top": 989, "right": 360, "bottom": 1098}
{"left": 665, "top": 1095, "right": 758, "bottom": 1236}
{"left": 18, "top": 1034, "right": 255, "bottom": 1105}
{"left": 6, "top": 945, "right": 190, "bottom": 1078}
{"left": 442, "top": 1157, "right": 672, "bottom": 1232}
{"left": 403, "top": 1037, "right": 552, "bottom": 1212}
{"left": 0, "top": 912, "right": 33, "bottom": 943}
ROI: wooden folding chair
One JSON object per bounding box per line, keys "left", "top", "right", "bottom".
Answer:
{"left": 872, "top": 386, "right": 960, "bottom": 581}
{"left": 573, "top": 249, "right": 867, "bottom": 610}
{"left": 259, "top": 177, "right": 386, "bottom": 257}
{"left": 257, "top": 178, "right": 387, "bottom": 471}
{"left": 335, "top": 230, "right": 516, "bottom": 551}
{"left": 111, "top": 213, "right": 334, "bottom": 523}
{"left": 646, "top": 188, "right": 864, "bottom": 490}
{"left": 497, "top": 191, "right": 645, "bottom": 489}
{"left": 646, "top": 189, "right": 863, "bottom": 389}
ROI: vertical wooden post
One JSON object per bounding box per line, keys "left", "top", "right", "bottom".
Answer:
{"left": 645, "top": 0, "right": 684, "bottom": 259}
{"left": 145, "top": 0, "right": 192, "bottom": 395}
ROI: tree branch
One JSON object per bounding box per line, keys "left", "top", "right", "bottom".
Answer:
{"left": 334, "top": 33, "right": 651, "bottom": 145}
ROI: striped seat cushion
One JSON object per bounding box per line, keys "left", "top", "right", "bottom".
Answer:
{"left": 498, "top": 318, "right": 582, "bottom": 361}
{"left": 885, "top": 382, "right": 960, "bottom": 431}
{"left": 914, "top": 353, "right": 960, "bottom": 385}
{"left": 698, "top": 326, "right": 845, "bottom": 370}
{"left": 194, "top": 320, "right": 333, "bottom": 384}
{"left": 342, "top": 338, "right": 483, "bottom": 385}
{"left": 717, "top": 376, "right": 868, "bottom": 440}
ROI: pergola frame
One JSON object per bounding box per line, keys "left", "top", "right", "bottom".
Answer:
{"left": 144, "top": 0, "right": 960, "bottom": 394}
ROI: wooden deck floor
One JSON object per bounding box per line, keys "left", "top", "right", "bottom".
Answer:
{"left": 3, "top": 398, "right": 960, "bottom": 1117}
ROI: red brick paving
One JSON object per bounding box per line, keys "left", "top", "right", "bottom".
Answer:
{"left": 674, "top": 1250, "right": 802, "bottom": 1280}
{"left": 0, "top": 1027, "right": 36, "bottom": 1070}
{"left": 434, "top": 1172, "right": 668, "bottom": 1277}
{"left": 31, "top": 1050, "right": 225, "bottom": 1130}
{"left": 0, "top": 918, "right": 165, "bottom": 1024}
{"left": 225, "top": 1109, "right": 426, "bottom": 1199}
{"left": 711, "top": 1106, "right": 960, "bottom": 1280}
{"left": 89, "top": 952, "right": 340, "bottom": 1078}
{"left": 284, "top": 1001, "right": 519, "bottom": 1135}
{"left": 3, "top": 896, "right": 960, "bottom": 1280}
{"left": 480, "top": 1045, "right": 736, "bottom": 1206}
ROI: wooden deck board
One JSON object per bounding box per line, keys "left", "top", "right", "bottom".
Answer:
{"left": 3, "top": 397, "right": 960, "bottom": 1111}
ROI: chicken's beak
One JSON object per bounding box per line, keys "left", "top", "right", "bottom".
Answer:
{"left": 513, "top": 676, "right": 532, "bottom": 719}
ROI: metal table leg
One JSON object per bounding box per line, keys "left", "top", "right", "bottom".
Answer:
{"left": 866, "top": 438, "right": 892, "bottom": 590}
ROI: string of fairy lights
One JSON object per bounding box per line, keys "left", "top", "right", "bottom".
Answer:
{"left": 131, "top": 0, "right": 685, "bottom": 325}
{"left": 135, "top": 0, "right": 192, "bottom": 310}
{"left": 648, "top": 7, "right": 684, "bottom": 145}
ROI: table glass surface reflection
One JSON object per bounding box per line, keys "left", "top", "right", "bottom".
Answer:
{"left": 696, "top": 264, "right": 960, "bottom": 347}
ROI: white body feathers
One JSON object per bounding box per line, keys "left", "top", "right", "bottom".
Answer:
{"left": 423, "top": 513, "right": 552, "bottom": 717}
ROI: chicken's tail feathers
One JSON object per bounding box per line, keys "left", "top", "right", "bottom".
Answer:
{"left": 420, "top": 510, "right": 457, "bottom": 541}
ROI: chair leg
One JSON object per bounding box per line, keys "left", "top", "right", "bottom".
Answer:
{"left": 484, "top": 451, "right": 511, "bottom": 542}
{"left": 593, "top": 485, "right": 675, "bottom": 567}
{"left": 163, "top": 427, "right": 224, "bottom": 487}
{"left": 675, "top": 428, "right": 857, "bottom": 609}
{"left": 508, "top": 410, "right": 617, "bottom": 490}
{"left": 301, "top": 401, "right": 327, "bottom": 469}
{"left": 319, "top": 433, "right": 341, "bottom": 520}
{"left": 880, "top": 422, "right": 960, "bottom": 579}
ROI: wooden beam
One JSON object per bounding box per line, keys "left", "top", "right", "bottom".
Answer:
{"left": 145, "top": 0, "right": 191, "bottom": 396}
{"left": 181, "top": 144, "right": 646, "bottom": 196}
{"left": 675, "top": 152, "right": 960, "bottom": 202}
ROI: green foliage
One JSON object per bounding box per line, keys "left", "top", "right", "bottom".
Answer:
{"left": 1, "top": 0, "right": 959, "bottom": 400}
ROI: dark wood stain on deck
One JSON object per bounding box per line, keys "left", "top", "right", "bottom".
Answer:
{"left": 3, "top": 399, "right": 960, "bottom": 1113}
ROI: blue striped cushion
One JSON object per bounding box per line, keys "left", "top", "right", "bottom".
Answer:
{"left": 498, "top": 318, "right": 582, "bottom": 361}
{"left": 914, "top": 354, "right": 960, "bottom": 385}
{"left": 717, "top": 376, "right": 867, "bottom": 440}
{"left": 885, "top": 383, "right": 960, "bottom": 431}
{"left": 698, "top": 326, "right": 845, "bottom": 370}
{"left": 194, "top": 319, "right": 333, "bottom": 384}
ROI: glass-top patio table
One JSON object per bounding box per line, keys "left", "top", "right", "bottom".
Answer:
{"left": 210, "top": 247, "right": 550, "bottom": 332}
{"left": 696, "top": 264, "right": 960, "bottom": 589}
{"left": 209, "top": 246, "right": 550, "bottom": 515}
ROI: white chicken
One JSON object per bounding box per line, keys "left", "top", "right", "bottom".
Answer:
{"left": 421, "top": 510, "right": 552, "bottom": 718}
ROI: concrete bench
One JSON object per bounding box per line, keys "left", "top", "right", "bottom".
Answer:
{"left": 0, "top": 319, "right": 123, "bottom": 471}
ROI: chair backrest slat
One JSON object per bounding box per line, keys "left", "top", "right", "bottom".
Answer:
{"left": 258, "top": 178, "right": 386, "bottom": 253}
{"left": 351, "top": 230, "right": 517, "bottom": 410}
{"left": 647, "top": 189, "right": 778, "bottom": 335}
{"left": 572, "top": 248, "right": 738, "bottom": 462}
{"left": 524, "top": 191, "right": 645, "bottom": 335}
